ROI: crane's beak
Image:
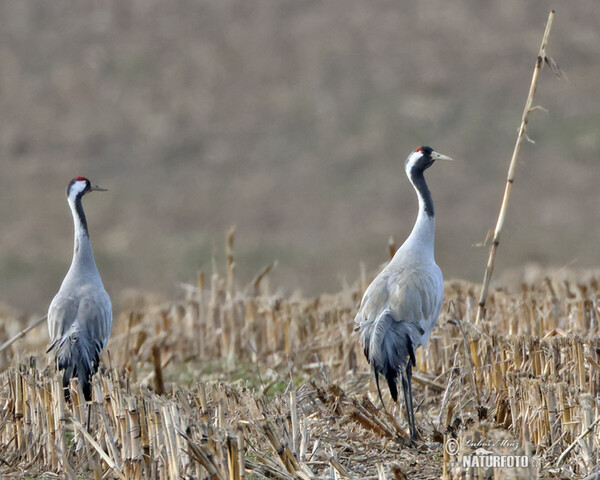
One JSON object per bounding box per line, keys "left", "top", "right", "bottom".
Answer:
{"left": 431, "top": 151, "right": 453, "bottom": 162}
{"left": 89, "top": 184, "right": 108, "bottom": 192}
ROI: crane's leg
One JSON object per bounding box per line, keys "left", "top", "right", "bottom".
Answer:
{"left": 374, "top": 371, "right": 391, "bottom": 414}
{"left": 86, "top": 403, "right": 91, "bottom": 431}
{"left": 401, "top": 360, "right": 418, "bottom": 440}
{"left": 61, "top": 368, "right": 72, "bottom": 402}
{"left": 82, "top": 378, "right": 93, "bottom": 402}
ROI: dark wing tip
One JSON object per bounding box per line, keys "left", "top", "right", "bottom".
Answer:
{"left": 46, "top": 340, "right": 58, "bottom": 353}
{"left": 386, "top": 371, "right": 399, "bottom": 402}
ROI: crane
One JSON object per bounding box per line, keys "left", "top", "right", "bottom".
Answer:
{"left": 47, "top": 177, "right": 112, "bottom": 401}
{"left": 355, "top": 146, "right": 452, "bottom": 440}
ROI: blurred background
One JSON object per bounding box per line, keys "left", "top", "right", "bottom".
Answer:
{"left": 1, "top": 1, "right": 599, "bottom": 316}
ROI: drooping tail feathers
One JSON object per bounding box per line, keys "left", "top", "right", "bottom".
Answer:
{"left": 53, "top": 327, "right": 103, "bottom": 401}
{"left": 359, "top": 312, "right": 416, "bottom": 403}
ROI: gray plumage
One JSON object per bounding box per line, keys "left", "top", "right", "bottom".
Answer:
{"left": 47, "top": 177, "right": 112, "bottom": 401}
{"left": 355, "top": 146, "right": 451, "bottom": 440}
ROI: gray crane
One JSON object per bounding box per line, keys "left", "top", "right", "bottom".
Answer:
{"left": 355, "top": 146, "right": 452, "bottom": 440}
{"left": 47, "top": 177, "right": 112, "bottom": 401}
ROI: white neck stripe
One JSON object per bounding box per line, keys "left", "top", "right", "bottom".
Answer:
{"left": 68, "top": 181, "right": 87, "bottom": 203}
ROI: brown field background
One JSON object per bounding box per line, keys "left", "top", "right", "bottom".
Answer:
{"left": 0, "top": 1, "right": 599, "bottom": 317}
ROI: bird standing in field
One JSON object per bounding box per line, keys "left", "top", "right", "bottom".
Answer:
{"left": 355, "top": 146, "right": 452, "bottom": 440}
{"left": 47, "top": 177, "right": 112, "bottom": 401}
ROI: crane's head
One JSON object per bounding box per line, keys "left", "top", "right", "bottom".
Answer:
{"left": 405, "top": 146, "right": 453, "bottom": 176}
{"left": 67, "top": 177, "right": 108, "bottom": 202}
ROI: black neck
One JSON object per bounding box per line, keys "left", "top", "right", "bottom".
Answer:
{"left": 74, "top": 194, "right": 89, "bottom": 235}
{"left": 410, "top": 167, "right": 434, "bottom": 217}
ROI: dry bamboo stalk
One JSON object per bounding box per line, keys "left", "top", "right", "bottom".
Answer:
{"left": 23, "top": 368, "right": 33, "bottom": 462}
{"left": 376, "top": 463, "right": 386, "bottom": 480}
{"left": 556, "top": 415, "right": 600, "bottom": 467}
{"left": 533, "top": 340, "right": 543, "bottom": 376}
{"left": 218, "top": 398, "right": 226, "bottom": 430}
{"left": 442, "top": 434, "right": 452, "bottom": 480}
{"left": 250, "top": 263, "right": 274, "bottom": 297}
{"left": 226, "top": 300, "right": 237, "bottom": 366}
{"left": 411, "top": 372, "right": 445, "bottom": 392}
{"left": 220, "top": 296, "right": 229, "bottom": 360}
{"left": 226, "top": 226, "right": 236, "bottom": 298}
{"left": 124, "top": 312, "right": 134, "bottom": 370}
{"left": 162, "top": 403, "right": 181, "bottom": 480}
{"left": 177, "top": 426, "right": 225, "bottom": 480}
{"left": 99, "top": 401, "right": 123, "bottom": 471}
{"left": 227, "top": 433, "right": 240, "bottom": 480}
{"left": 14, "top": 367, "right": 24, "bottom": 452}
{"left": 54, "top": 376, "right": 69, "bottom": 468}
{"left": 532, "top": 380, "right": 544, "bottom": 446}
{"left": 113, "top": 390, "right": 129, "bottom": 466}
{"left": 148, "top": 404, "right": 160, "bottom": 476}
{"left": 576, "top": 340, "right": 586, "bottom": 390}
{"left": 198, "top": 270, "right": 205, "bottom": 294}
{"left": 263, "top": 420, "right": 299, "bottom": 473}
{"left": 454, "top": 314, "right": 482, "bottom": 407}
{"left": 546, "top": 383, "right": 560, "bottom": 445}
{"left": 198, "top": 382, "right": 208, "bottom": 413}
{"left": 476, "top": 10, "right": 556, "bottom": 324}
{"left": 128, "top": 398, "right": 143, "bottom": 470}
{"left": 289, "top": 388, "right": 299, "bottom": 456}
{"left": 152, "top": 345, "right": 165, "bottom": 396}
{"left": 329, "top": 454, "right": 352, "bottom": 479}
{"left": 351, "top": 399, "right": 397, "bottom": 439}
{"left": 174, "top": 406, "right": 188, "bottom": 477}
{"left": 266, "top": 305, "right": 276, "bottom": 353}
{"left": 0, "top": 315, "right": 46, "bottom": 353}
{"left": 558, "top": 382, "right": 572, "bottom": 442}
{"left": 71, "top": 416, "right": 128, "bottom": 480}
{"left": 246, "top": 298, "right": 258, "bottom": 363}
{"left": 172, "top": 402, "right": 189, "bottom": 474}
{"left": 437, "top": 351, "right": 459, "bottom": 430}
{"left": 237, "top": 425, "right": 246, "bottom": 480}
{"left": 209, "top": 272, "right": 219, "bottom": 352}
{"left": 580, "top": 394, "right": 595, "bottom": 467}
{"left": 507, "top": 383, "right": 518, "bottom": 430}
{"left": 69, "top": 378, "right": 84, "bottom": 423}
{"left": 46, "top": 375, "right": 58, "bottom": 469}
{"left": 158, "top": 403, "right": 173, "bottom": 479}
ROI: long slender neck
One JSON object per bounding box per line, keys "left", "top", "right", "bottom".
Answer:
{"left": 67, "top": 195, "right": 99, "bottom": 274}
{"left": 395, "top": 168, "right": 436, "bottom": 262}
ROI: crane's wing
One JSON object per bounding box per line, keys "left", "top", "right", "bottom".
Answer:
{"left": 76, "top": 291, "right": 113, "bottom": 353}
{"left": 354, "top": 264, "right": 443, "bottom": 403}
{"left": 355, "top": 264, "right": 443, "bottom": 350}
{"left": 386, "top": 265, "right": 443, "bottom": 344}
{"left": 47, "top": 289, "right": 113, "bottom": 355}
{"left": 47, "top": 294, "right": 79, "bottom": 351}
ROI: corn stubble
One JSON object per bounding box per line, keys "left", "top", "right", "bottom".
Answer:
{"left": 1, "top": 245, "right": 599, "bottom": 479}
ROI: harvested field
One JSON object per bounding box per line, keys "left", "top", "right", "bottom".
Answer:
{"left": 1, "top": 253, "right": 599, "bottom": 479}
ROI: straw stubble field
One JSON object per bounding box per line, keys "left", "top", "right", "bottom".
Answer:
{"left": 1, "top": 245, "right": 599, "bottom": 479}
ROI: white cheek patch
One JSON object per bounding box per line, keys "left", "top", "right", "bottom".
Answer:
{"left": 405, "top": 151, "right": 422, "bottom": 174}
{"left": 68, "top": 180, "right": 87, "bottom": 201}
